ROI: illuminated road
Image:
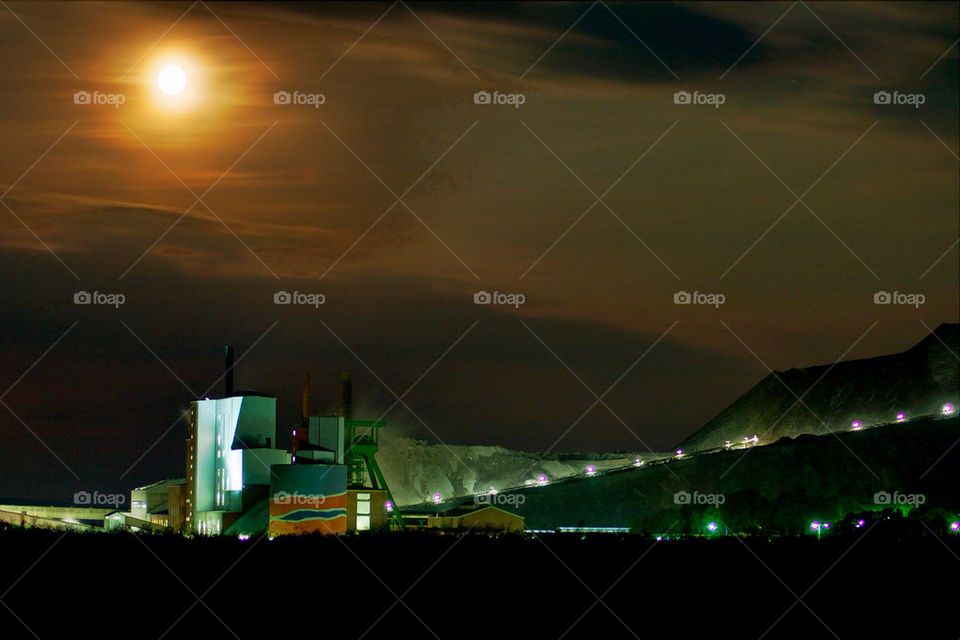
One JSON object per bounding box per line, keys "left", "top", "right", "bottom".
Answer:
{"left": 414, "top": 404, "right": 958, "bottom": 510}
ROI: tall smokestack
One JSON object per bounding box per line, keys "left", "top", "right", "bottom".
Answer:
{"left": 340, "top": 372, "right": 352, "bottom": 420}
{"left": 301, "top": 373, "right": 310, "bottom": 428}
{"left": 224, "top": 345, "right": 234, "bottom": 397}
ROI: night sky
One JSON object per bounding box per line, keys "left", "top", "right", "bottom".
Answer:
{"left": 0, "top": 2, "right": 956, "bottom": 503}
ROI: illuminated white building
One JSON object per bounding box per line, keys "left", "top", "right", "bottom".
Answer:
{"left": 185, "top": 393, "right": 289, "bottom": 534}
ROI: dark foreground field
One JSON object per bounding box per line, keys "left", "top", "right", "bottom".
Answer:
{"left": 1, "top": 522, "right": 956, "bottom": 639}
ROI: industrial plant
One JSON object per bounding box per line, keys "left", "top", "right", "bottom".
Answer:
{"left": 0, "top": 346, "right": 523, "bottom": 536}
{"left": 177, "top": 345, "right": 401, "bottom": 536}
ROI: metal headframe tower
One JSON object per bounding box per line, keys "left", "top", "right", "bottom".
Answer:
{"left": 340, "top": 373, "right": 404, "bottom": 530}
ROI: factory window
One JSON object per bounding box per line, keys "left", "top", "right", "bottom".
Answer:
{"left": 357, "top": 493, "right": 371, "bottom": 514}
{"left": 356, "top": 492, "right": 371, "bottom": 529}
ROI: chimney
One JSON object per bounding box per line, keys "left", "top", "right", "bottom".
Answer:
{"left": 340, "top": 372, "right": 352, "bottom": 420}
{"left": 301, "top": 373, "right": 310, "bottom": 428}
{"left": 224, "top": 345, "right": 234, "bottom": 397}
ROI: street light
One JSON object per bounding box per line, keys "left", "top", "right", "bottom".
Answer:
{"left": 811, "top": 521, "right": 822, "bottom": 539}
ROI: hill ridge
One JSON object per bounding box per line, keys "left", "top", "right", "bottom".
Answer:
{"left": 676, "top": 323, "right": 958, "bottom": 452}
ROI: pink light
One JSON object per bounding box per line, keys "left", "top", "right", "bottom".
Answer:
{"left": 851, "top": 421, "right": 861, "bottom": 430}
{"left": 896, "top": 413, "right": 905, "bottom": 422}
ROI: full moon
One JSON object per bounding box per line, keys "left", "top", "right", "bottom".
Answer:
{"left": 158, "top": 65, "right": 187, "bottom": 95}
